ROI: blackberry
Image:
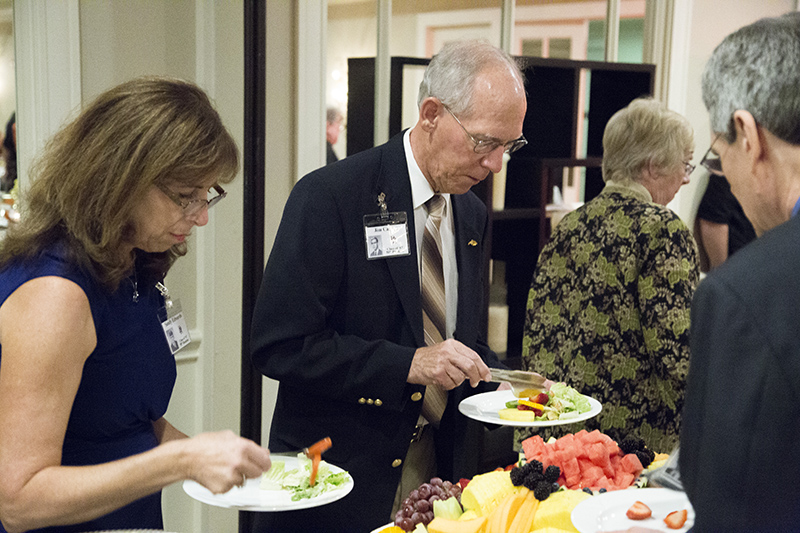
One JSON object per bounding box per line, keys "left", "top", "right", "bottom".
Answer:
{"left": 533, "top": 480, "right": 554, "bottom": 501}
{"left": 635, "top": 450, "right": 653, "bottom": 468}
{"left": 522, "top": 471, "right": 544, "bottom": 491}
{"left": 619, "top": 435, "right": 641, "bottom": 454}
{"left": 523, "top": 460, "right": 543, "bottom": 476}
{"left": 509, "top": 466, "right": 526, "bottom": 486}
{"left": 543, "top": 465, "right": 561, "bottom": 483}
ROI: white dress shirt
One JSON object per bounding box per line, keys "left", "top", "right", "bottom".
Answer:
{"left": 403, "top": 129, "right": 458, "bottom": 339}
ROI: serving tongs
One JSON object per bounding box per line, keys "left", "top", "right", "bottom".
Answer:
{"left": 489, "top": 368, "right": 550, "bottom": 397}
{"left": 272, "top": 437, "right": 332, "bottom": 486}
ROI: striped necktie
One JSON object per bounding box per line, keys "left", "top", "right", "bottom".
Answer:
{"left": 420, "top": 194, "right": 448, "bottom": 427}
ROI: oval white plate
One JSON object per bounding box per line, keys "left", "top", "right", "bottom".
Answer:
{"left": 183, "top": 456, "right": 353, "bottom": 512}
{"left": 458, "top": 389, "right": 601, "bottom": 427}
{"left": 571, "top": 487, "right": 694, "bottom": 532}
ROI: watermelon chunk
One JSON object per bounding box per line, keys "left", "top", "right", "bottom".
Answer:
{"left": 588, "top": 442, "right": 610, "bottom": 468}
{"left": 616, "top": 471, "right": 635, "bottom": 488}
{"left": 582, "top": 465, "right": 604, "bottom": 487}
{"left": 620, "top": 453, "right": 644, "bottom": 475}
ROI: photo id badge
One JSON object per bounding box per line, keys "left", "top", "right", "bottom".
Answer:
{"left": 157, "top": 282, "right": 191, "bottom": 355}
{"left": 364, "top": 211, "right": 411, "bottom": 260}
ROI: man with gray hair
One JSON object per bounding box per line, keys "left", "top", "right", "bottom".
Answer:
{"left": 680, "top": 12, "right": 800, "bottom": 531}
{"left": 251, "top": 40, "right": 526, "bottom": 531}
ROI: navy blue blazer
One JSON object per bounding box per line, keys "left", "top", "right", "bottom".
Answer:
{"left": 680, "top": 213, "right": 800, "bottom": 532}
{"left": 250, "top": 132, "right": 502, "bottom": 531}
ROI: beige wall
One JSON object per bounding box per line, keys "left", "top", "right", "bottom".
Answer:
{"left": 674, "top": 0, "right": 797, "bottom": 229}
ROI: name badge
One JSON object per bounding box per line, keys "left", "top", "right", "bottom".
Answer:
{"left": 156, "top": 282, "right": 191, "bottom": 355}
{"left": 363, "top": 192, "right": 411, "bottom": 260}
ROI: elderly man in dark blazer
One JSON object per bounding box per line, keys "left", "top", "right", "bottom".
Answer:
{"left": 679, "top": 12, "right": 800, "bottom": 532}
{"left": 250, "top": 40, "right": 527, "bottom": 532}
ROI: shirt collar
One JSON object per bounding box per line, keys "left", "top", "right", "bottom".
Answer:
{"left": 602, "top": 179, "right": 653, "bottom": 203}
{"left": 792, "top": 195, "right": 800, "bottom": 218}
{"left": 404, "top": 128, "right": 450, "bottom": 210}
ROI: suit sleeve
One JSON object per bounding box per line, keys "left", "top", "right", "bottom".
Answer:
{"left": 250, "top": 176, "right": 417, "bottom": 411}
{"left": 679, "top": 274, "right": 800, "bottom": 529}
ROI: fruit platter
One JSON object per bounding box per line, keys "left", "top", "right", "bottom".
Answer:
{"left": 372, "top": 429, "right": 688, "bottom": 533}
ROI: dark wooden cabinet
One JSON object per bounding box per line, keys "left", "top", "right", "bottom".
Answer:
{"left": 347, "top": 56, "right": 655, "bottom": 360}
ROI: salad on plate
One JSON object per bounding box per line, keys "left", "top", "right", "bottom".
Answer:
{"left": 261, "top": 453, "right": 352, "bottom": 501}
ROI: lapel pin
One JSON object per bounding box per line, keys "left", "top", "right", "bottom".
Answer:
{"left": 468, "top": 239, "right": 478, "bottom": 247}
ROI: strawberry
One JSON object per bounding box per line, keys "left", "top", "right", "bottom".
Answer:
{"left": 457, "top": 478, "right": 470, "bottom": 490}
{"left": 626, "top": 501, "right": 652, "bottom": 520}
{"left": 664, "top": 509, "right": 688, "bottom": 529}
{"left": 532, "top": 392, "right": 550, "bottom": 405}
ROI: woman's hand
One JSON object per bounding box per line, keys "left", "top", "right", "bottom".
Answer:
{"left": 178, "top": 431, "right": 272, "bottom": 494}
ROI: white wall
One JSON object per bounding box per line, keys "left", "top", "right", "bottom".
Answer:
{"left": 672, "top": 0, "right": 797, "bottom": 228}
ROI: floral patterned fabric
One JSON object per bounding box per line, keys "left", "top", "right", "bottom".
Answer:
{"left": 519, "top": 183, "right": 699, "bottom": 453}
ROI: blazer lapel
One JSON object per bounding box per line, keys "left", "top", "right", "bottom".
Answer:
{"left": 375, "top": 135, "right": 425, "bottom": 347}
{"left": 451, "top": 193, "right": 485, "bottom": 337}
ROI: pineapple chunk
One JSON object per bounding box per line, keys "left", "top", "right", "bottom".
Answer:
{"left": 460, "top": 470, "right": 517, "bottom": 517}
{"left": 497, "top": 408, "right": 538, "bottom": 422}
{"left": 531, "top": 490, "right": 591, "bottom": 532}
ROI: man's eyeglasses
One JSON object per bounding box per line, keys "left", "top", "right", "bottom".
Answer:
{"left": 159, "top": 184, "right": 227, "bottom": 217}
{"left": 442, "top": 104, "right": 528, "bottom": 155}
{"left": 700, "top": 133, "right": 724, "bottom": 176}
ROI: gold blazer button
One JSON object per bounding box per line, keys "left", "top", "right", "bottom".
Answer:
{"left": 411, "top": 392, "right": 422, "bottom": 402}
{"left": 392, "top": 459, "right": 403, "bottom": 468}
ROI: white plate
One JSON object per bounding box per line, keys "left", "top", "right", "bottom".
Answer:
{"left": 458, "top": 389, "right": 601, "bottom": 427}
{"left": 182, "top": 456, "right": 353, "bottom": 512}
{"left": 571, "top": 487, "right": 694, "bottom": 532}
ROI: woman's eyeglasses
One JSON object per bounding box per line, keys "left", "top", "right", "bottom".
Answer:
{"left": 159, "top": 185, "right": 227, "bottom": 217}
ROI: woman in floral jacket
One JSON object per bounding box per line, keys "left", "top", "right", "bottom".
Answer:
{"left": 521, "top": 98, "right": 699, "bottom": 453}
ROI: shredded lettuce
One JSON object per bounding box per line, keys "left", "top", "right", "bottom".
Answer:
{"left": 259, "top": 460, "right": 286, "bottom": 490}
{"left": 540, "top": 382, "right": 593, "bottom": 421}
{"left": 260, "top": 454, "right": 351, "bottom": 501}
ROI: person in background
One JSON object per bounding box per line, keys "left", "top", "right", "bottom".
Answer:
{"left": 521, "top": 97, "right": 699, "bottom": 453}
{"left": 0, "top": 77, "right": 271, "bottom": 533}
{"left": 1, "top": 112, "right": 16, "bottom": 193}
{"left": 250, "top": 40, "right": 526, "bottom": 532}
{"left": 680, "top": 12, "right": 800, "bottom": 531}
{"left": 326, "top": 106, "right": 344, "bottom": 164}
{"left": 694, "top": 170, "right": 756, "bottom": 272}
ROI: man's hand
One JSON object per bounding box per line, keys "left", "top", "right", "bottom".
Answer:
{"left": 407, "top": 339, "right": 492, "bottom": 389}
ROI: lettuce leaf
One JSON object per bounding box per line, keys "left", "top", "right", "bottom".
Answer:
{"left": 259, "top": 453, "right": 351, "bottom": 501}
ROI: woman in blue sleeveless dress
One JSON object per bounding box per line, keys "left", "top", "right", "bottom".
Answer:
{"left": 0, "top": 77, "right": 271, "bottom": 533}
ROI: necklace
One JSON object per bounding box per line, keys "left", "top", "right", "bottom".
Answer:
{"left": 130, "top": 269, "right": 139, "bottom": 303}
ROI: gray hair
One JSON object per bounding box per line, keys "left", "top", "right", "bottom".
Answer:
{"left": 602, "top": 97, "right": 693, "bottom": 184}
{"left": 326, "top": 106, "right": 343, "bottom": 124}
{"left": 702, "top": 12, "right": 800, "bottom": 143}
{"left": 417, "top": 39, "right": 524, "bottom": 117}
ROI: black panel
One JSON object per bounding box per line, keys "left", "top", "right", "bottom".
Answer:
{"left": 347, "top": 57, "right": 376, "bottom": 156}
{"left": 516, "top": 65, "right": 578, "bottom": 159}
{"left": 586, "top": 69, "right": 654, "bottom": 157}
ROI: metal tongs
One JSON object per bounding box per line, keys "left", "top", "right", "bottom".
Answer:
{"left": 272, "top": 437, "right": 332, "bottom": 486}
{"left": 489, "top": 368, "right": 550, "bottom": 397}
